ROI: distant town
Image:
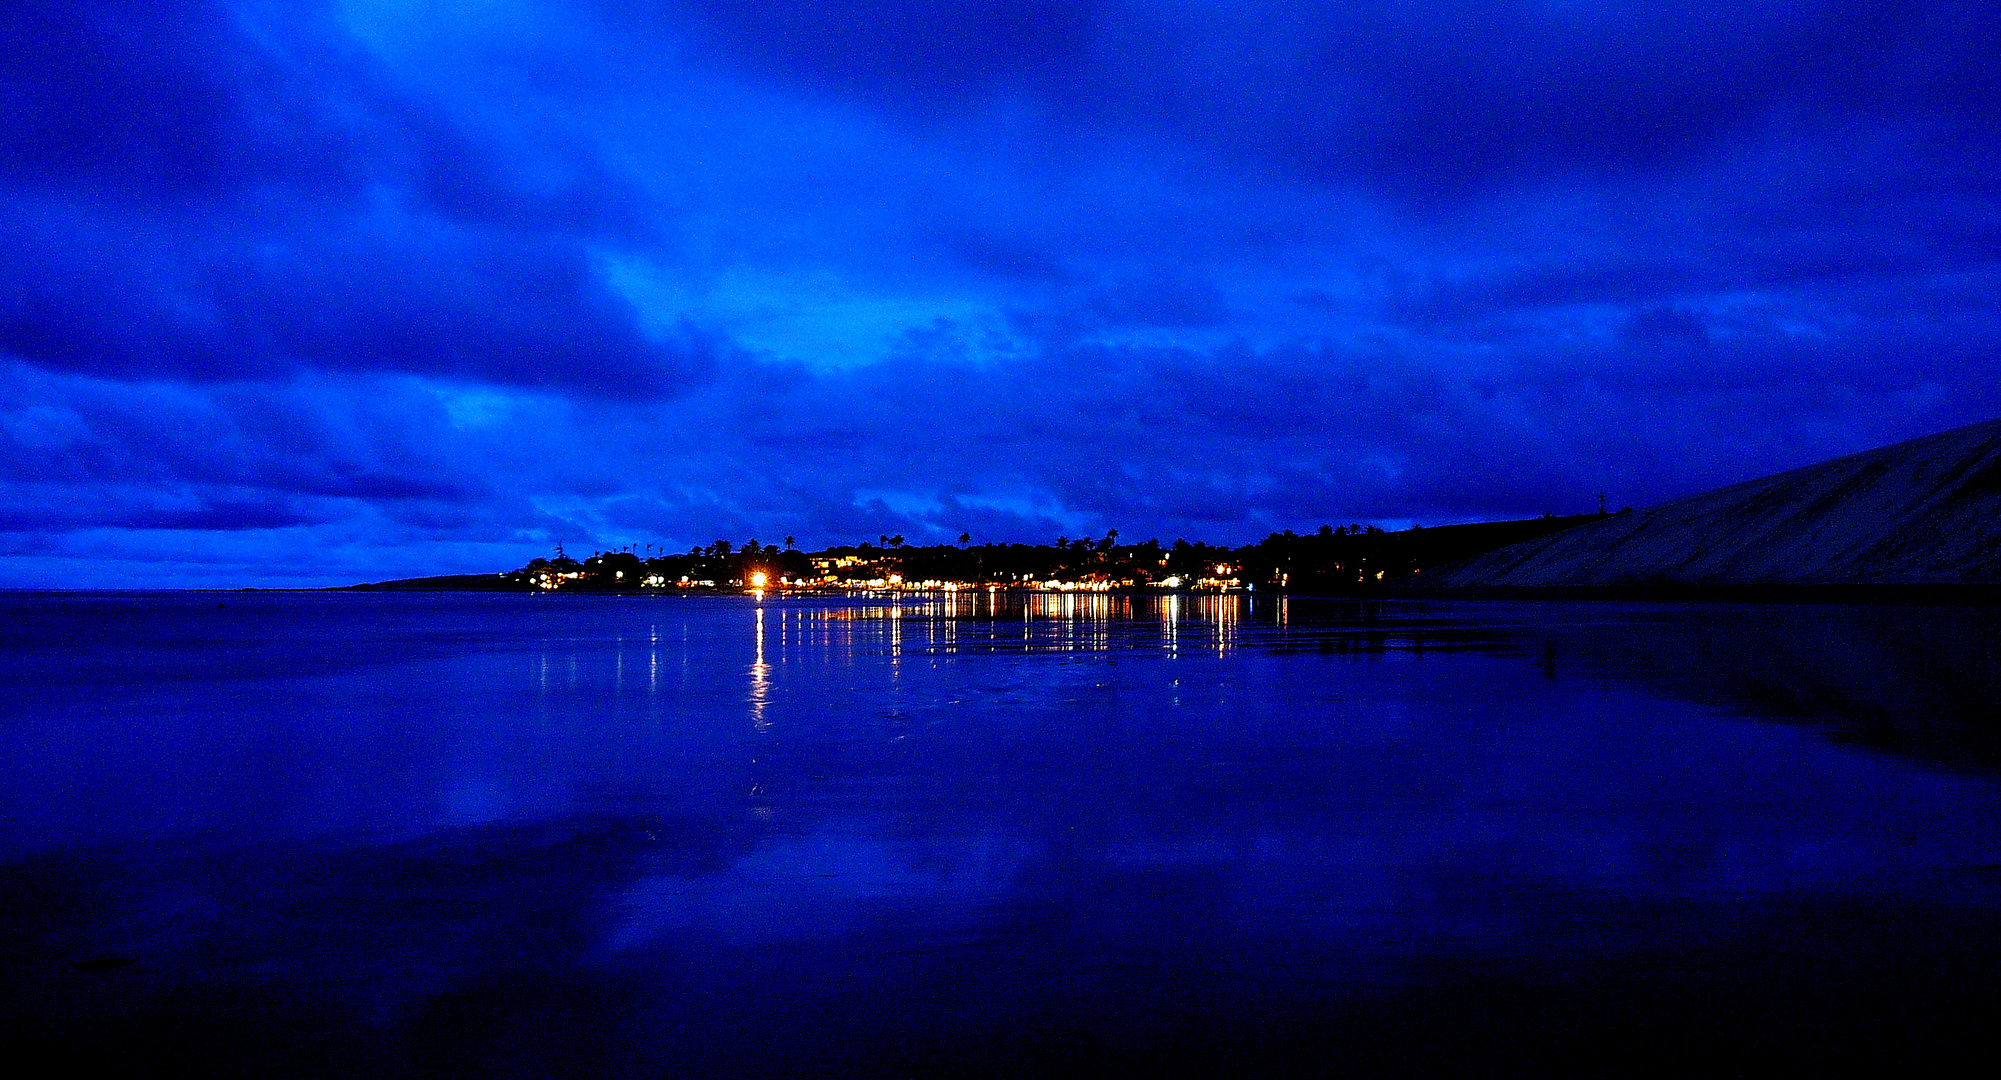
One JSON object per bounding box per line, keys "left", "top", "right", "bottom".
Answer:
{"left": 359, "top": 512, "right": 1620, "bottom": 595}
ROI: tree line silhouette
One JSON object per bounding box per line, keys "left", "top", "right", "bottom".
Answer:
{"left": 478, "top": 510, "right": 1618, "bottom": 595}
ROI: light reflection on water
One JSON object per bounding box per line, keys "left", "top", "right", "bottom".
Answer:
{"left": 769, "top": 590, "right": 1266, "bottom": 657}
{"left": 749, "top": 605, "right": 769, "bottom": 730}
{"left": 2, "top": 592, "right": 1999, "bottom": 1074}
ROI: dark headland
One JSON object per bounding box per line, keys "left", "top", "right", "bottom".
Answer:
{"left": 1413, "top": 418, "right": 2001, "bottom": 601}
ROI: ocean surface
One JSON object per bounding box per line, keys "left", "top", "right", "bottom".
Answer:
{"left": 3, "top": 591, "right": 1999, "bottom": 1076}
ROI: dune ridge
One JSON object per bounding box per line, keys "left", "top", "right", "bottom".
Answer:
{"left": 1421, "top": 419, "right": 2001, "bottom": 589}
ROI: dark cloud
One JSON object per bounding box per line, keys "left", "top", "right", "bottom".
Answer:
{"left": 637, "top": 3, "right": 2001, "bottom": 199}
{"left": 938, "top": 230, "right": 1077, "bottom": 286}
{"left": 1622, "top": 307, "right": 1712, "bottom": 349}
{"left": 0, "top": 1, "right": 668, "bottom": 400}
{"left": 1271, "top": 5, "right": 1916, "bottom": 192}
{"left": 671, "top": 0, "right": 1104, "bottom": 103}
{"left": 0, "top": 1, "right": 1998, "bottom": 584}
{"left": 0, "top": 485, "right": 333, "bottom": 532}
{"left": 1, "top": 0, "right": 291, "bottom": 196}
{"left": 3, "top": 1, "right": 637, "bottom": 225}
{"left": 1216, "top": 4, "right": 2000, "bottom": 196}
{"left": 0, "top": 210, "right": 701, "bottom": 396}
{"left": 1084, "top": 271, "right": 1230, "bottom": 329}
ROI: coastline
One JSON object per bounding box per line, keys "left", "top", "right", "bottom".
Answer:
{"left": 338, "top": 575, "right": 2001, "bottom": 605}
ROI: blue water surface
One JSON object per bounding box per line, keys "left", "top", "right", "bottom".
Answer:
{"left": 3, "top": 591, "right": 1998, "bottom": 1075}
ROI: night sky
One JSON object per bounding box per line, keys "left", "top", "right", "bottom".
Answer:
{"left": 3, "top": 3, "right": 1998, "bottom": 587}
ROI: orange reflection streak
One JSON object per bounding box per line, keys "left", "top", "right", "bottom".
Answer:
{"left": 1211, "top": 593, "right": 1237, "bottom": 656}
{"left": 749, "top": 604, "right": 770, "bottom": 730}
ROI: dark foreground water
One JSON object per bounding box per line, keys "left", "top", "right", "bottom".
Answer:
{"left": 3, "top": 591, "right": 1999, "bottom": 1076}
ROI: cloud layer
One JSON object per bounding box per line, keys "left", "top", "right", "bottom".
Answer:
{"left": 2, "top": 1, "right": 1997, "bottom": 585}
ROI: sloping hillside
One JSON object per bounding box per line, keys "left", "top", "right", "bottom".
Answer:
{"left": 1421, "top": 419, "right": 2001, "bottom": 589}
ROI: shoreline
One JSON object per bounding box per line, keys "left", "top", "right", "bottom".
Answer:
{"left": 337, "top": 576, "right": 2001, "bottom": 605}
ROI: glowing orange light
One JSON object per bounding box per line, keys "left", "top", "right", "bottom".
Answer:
{"left": 750, "top": 571, "right": 769, "bottom": 588}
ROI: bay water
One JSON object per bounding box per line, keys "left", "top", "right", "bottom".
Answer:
{"left": 3, "top": 591, "right": 1998, "bottom": 1075}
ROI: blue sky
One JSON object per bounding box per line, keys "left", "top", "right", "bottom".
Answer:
{"left": 3, "top": 1, "right": 1997, "bottom": 586}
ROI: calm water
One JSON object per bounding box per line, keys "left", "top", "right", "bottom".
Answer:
{"left": 3, "top": 591, "right": 1999, "bottom": 1075}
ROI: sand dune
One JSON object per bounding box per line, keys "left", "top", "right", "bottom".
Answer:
{"left": 1423, "top": 419, "right": 2001, "bottom": 588}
